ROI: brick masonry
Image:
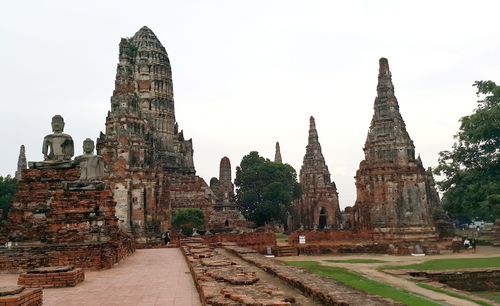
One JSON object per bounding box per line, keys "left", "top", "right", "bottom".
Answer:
{"left": 202, "top": 232, "right": 276, "bottom": 254}
{"left": 288, "top": 230, "right": 452, "bottom": 255}
{"left": 17, "top": 266, "right": 84, "bottom": 288}
{"left": 0, "top": 286, "right": 42, "bottom": 306}
{"left": 181, "top": 238, "right": 296, "bottom": 306}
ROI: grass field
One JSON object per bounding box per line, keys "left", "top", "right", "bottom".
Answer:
{"left": 286, "top": 261, "right": 441, "bottom": 306}
{"left": 325, "top": 258, "right": 386, "bottom": 264}
{"left": 417, "top": 283, "right": 493, "bottom": 306}
{"left": 382, "top": 257, "right": 500, "bottom": 271}
{"left": 475, "top": 292, "right": 500, "bottom": 304}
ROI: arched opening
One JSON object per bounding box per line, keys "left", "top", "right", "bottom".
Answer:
{"left": 224, "top": 219, "right": 229, "bottom": 227}
{"left": 319, "top": 207, "right": 327, "bottom": 230}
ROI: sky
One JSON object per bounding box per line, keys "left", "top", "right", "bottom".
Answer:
{"left": 1, "top": 1, "right": 499, "bottom": 209}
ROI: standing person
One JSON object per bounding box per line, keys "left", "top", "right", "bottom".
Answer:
{"left": 162, "top": 230, "right": 171, "bottom": 246}
{"left": 471, "top": 239, "right": 477, "bottom": 253}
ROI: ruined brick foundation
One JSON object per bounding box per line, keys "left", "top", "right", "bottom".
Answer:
{"left": 202, "top": 232, "right": 276, "bottom": 254}
{"left": 289, "top": 230, "right": 452, "bottom": 255}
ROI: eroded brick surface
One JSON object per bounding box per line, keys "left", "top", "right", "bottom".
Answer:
{"left": 182, "top": 238, "right": 296, "bottom": 306}
{"left": 0, "top": 286, "right": 42, "bottom": 306}
{"left": 18, "top": 266, "right": 84, "bottom": 288}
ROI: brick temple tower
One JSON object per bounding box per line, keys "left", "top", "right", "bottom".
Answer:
{"left": 97, "top": 27, "right": 214, "bottom": 240}
{"left": 352, "top": 58, "right": 447, "bottom": 237}
{"left": 292, "top": 116, "right": 341, "bottom": 230}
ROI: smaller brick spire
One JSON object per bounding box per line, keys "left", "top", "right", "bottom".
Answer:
{"left": 15, "top": 145, "right": 27, "bottom": 180}
{"left": 274, "top": 142, "right": 282, "bottom": 164}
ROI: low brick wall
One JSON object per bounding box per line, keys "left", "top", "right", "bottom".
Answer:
{"left": 289, "top": 230, "right": 451, "bottom": 255}
{"left": 202, "top": 232, "right": 276, "bottom": 254}
{"left": 0, "top": 286, "right": 42, "bottom": 306}
{"left": 18, "top": 266, "right": 84, "bottom": 288}
{"left": 410, "top": 269, "right": 500, "bottom": 292}
{"left": 0, "top": 239, "right": 135, "bottom": 272}
{"left": 224, "top": 245, "right": 400, "bottom": 306}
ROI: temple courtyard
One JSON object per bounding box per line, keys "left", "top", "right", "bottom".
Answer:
{"left": 1, "top": 245, "right": 499, "bottom": 305}
{"left": 0, "top": 249, "right": 201, "bottom": 306}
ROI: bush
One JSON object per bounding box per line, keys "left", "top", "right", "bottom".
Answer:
{"left": 171, "top": 208, "right": 204, "bottom": 236}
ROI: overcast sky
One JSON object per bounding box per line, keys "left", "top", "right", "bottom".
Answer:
{"left": 1, "top": 1, "right": 499, "bottom": 209}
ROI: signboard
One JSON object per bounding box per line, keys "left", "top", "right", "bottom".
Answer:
{"left": 299, "top": 235, "right": 306, "bottom": 244}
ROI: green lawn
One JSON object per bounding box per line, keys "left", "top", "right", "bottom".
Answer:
{"left": 417, "top": 283, "right": 493, "bottom": 306}
{"left": 382, "top": 257, "right": 500, "bottom": 271}
{"left": 285, "top": 261, "right": 441, "bottom": 306}
{"left": 475, "top": 292, "right": 500, "bottom": 304}
{"left": 325, "top": 258, "right": 386, "bottom": 264}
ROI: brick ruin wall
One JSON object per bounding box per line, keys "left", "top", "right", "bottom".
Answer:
{"left": 0, "top": 239, "right": 134, "bottom": 272}
{"left": 223, "top": 244, "right": 400, "bottom": 305}
{"left": 289, "top": 230, "right": 452, "bottom": 255}
{"left": 202, "top": 232, "right": 276, "bottom": 254}
{"left": 411, "top": 269, "right": 500, "bottom": 292}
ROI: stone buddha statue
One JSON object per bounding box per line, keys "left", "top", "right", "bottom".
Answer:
{"left": 74, "top": 138, "right": 104, "bottom": 181}
{"left": 42, "top": 115, "right": 74, "bottom": 161}
{"left": 30, "top": 115, "right": 75, "bottom": 169}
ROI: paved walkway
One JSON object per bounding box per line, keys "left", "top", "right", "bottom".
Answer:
{"left": 0, "top": 249, "right": 201, "bottom": 306}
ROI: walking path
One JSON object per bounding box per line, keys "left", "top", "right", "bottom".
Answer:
{"left": 0, "top": 249, "right": 201, "bottom": 306}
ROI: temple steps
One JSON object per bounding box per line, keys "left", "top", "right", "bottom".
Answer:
{"left": 276, "top": 245, "right": 297, "bottom": 257}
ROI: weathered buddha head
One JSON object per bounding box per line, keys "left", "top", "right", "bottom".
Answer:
{"left": 82, "top": 138, "right": 95, "bottom": 154}
{"left": 51, "top": 115, "right": 65, "bottom": 133}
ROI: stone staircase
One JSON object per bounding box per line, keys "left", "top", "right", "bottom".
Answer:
{"left": 276, "top": 245, "right": 297, "bottom": 257}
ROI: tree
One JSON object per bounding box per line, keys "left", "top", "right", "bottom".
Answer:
{"left": 171, "top": 208, "right": 205, "bottom": 236}
{"left": 435, "top": 81, "right": 500, "bottom": 222}
{"left": 235, "top": 151, "right": 301, "bottom": 226}
{"left": 0, "top": 175, "right": 18, "bottom": 219}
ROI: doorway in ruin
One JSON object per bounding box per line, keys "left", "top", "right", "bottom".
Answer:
{"left": 319, "top": 207, "right": 327, "bottom": 229}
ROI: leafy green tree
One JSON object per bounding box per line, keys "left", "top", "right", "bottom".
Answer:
{"left": 0, "top": 175, "right": 18, "bottom": 219}
{"left": 435, "top": 81, "right": 500, "bottom": 222}
{"left": 171, "top": 208, "right": 205, "bottom": 236}
{"left": 235, "top": 151, "right": 301, "bottom": 226}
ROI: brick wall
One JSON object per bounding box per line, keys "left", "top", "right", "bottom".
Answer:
{"left": 202, "top": 232, "right": 276, "bottom": 254}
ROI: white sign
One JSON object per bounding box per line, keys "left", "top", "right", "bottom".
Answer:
{"left": 299, "top": 235, "right": 306, "bottom": 244}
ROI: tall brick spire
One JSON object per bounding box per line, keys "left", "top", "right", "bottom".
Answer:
{"left": 364, "top": 58, "right": 414, "bottom": 165}
{"left": 353, "top": 57, "right": 443, "bottom": 233}
{"left": 274, "top": 142, "right": 282, "bottom": 164}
